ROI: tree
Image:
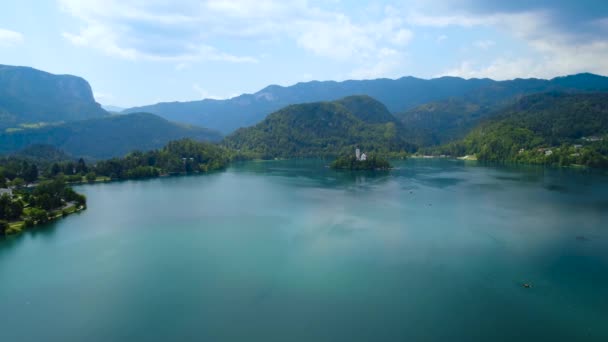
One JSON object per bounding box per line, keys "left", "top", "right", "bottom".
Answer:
{"left": 24, "top": 164, "right": 38, "bottom": 183}
{"left": 9, "top": 178, "right": 24, "bottom": 188}
{"left": 50, "top": 163, "right": 61, "bottom": 176}
{"left": 76, "top": 158, "right": 88, "bottom": 174}
{"left": 0, "top": 220, "right": 8, "bottom": 234}
{"left": 86, "top": 172, "right": 96, "bottom": 182}
{"left": 28, "top": 208, "right": 49, "bottom": 224}
{"left": 0, "top": 194, "right": 10, "bottom": 220}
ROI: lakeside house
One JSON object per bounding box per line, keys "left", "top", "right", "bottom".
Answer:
{"left": 537, "top": 147, "right": 553, "bottom": 156}
{"left": 582, "top": 136, "right": 603, "bottom": 142}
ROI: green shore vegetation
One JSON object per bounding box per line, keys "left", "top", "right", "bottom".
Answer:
{"left": 330, "top": 154, "right": 391, "bottom": 170}
{"left": 1, "top": 177, "right": 86, "bottom": 235}
{"left": 421, "top": 93, "right": 608, "bottom": 168}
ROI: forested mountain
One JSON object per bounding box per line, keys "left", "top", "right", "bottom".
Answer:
{"left": 223, "top": 95, "right": 414, "bottom": 158}
{"left": 428, "top": 93, "right": 608, "bottom": 167}
{"left": 123, "top": 73, "right": 608, "bottom": 134}
{"left": 12, "top": 144, "right": 73, "bottom": 163}
{"left": 0, "top": 113, "right": 222, "bottom": 159}
{"left": 0, "top": 65, "right": 107, "bottom": 129}
{"left": 397, "top": 73, "right": 608, "bottom": 146}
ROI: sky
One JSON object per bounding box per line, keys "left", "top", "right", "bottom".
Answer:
{"left": 1, "top": 0, "right": 608, "bottom": 107}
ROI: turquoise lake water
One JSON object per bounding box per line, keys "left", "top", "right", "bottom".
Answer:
{"left": 1, "top": 159, "right": 607, "bottom": 341}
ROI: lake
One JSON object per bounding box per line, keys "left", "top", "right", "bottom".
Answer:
{"left": 1, "top": 159, "right": 607, "bottom": 341}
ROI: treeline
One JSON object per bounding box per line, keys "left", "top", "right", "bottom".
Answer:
{"left": 0, "top": 155, "right": 89, "bottom": 186}
{"left": 330, "top": 154, "right": 391, "bottom": 170}
{"left": 2, "top": 139, "right": 232, "bottom": 186}
{"left": 16, "top": 139, "right": 232, "bottom": 183}
{"left": 93, "top": 139, "right": 231, "bottom": 180}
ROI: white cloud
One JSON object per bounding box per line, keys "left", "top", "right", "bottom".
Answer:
{"left": 192, "top": 83, "right": 237, "bottom": 100}
{"left": 440, "top": 40, "right": 608, "bottom": 80}
{"left": 296, "top": 15, "right": 376, "bottom": 60}
{"left": 473, "top": 40, "right": 495, "bottom": 50}
{"left": 407, "top": 11, "right": 495, "bottom": 28}
{"left": 350, "top": 48, "right": 407, "bottom": 79}
{"left": 93, "top": 91, "right": 114, "bottom": 103}
{"left": 410, "top": 6, "right": 608, "bottom": 78}
{"left": 439, "top": 59, "right": 541, "bottom": 80}
{"left": 58, "top": 0, "right": 414, "bottom": 77}
{"left": 59, "top": 0, "right": 258, "bottom": 62}
{"left": 0, "top": 28, "right": 24, "bottom": 47}
{"left": 392, "top": 29, "right": 414, "bottom": 46}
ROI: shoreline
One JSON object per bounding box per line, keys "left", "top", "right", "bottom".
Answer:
{"left": 5, "top": 204, "right": 86, "bottom": 236}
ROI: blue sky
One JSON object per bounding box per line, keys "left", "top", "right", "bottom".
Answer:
{"left": 1, "top": 0, "right": 607, "bottom": 107}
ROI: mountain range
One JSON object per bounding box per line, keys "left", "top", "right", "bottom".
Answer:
{"left": 1, "top": 63, "right": 607, "bottom": 165}
{"left": 123, "top": 73, "right": 608, "bottom": 136}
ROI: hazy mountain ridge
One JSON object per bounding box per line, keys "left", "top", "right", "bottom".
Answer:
{"left": 0, "top": 64, "right": 108, "bottom": 129}
{"left": 123, "top": 73, "right": 608, "bottom": 134}
{"left": 0, "top": 112, "right": 222, "bottom": 159}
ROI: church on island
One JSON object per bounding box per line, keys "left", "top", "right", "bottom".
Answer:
{"left": 355, "top": 148, "right": 367, "bottom": 161}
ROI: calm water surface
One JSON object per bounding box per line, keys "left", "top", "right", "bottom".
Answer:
{"left": 1, "top": 159, "right": 607, "bottom": 341}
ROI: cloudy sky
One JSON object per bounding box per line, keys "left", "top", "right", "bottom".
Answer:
{"left": 1, "top": 0, "right": 607, "bottom": 107}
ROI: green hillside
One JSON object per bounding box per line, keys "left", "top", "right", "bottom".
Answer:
{"left": 427, "top": 93, "right": 608, "bottom": 168}
{"left": 223, "top": 96, "right": 414, "bottom": 158}
{"left": 0, "top": 113, "right": 223, "bottom": 159}
{"left": 396, "top": 73, "right": 608, "bottom": 146}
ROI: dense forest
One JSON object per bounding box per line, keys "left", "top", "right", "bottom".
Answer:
{"left": 224, "top": 95, "right": 414, "bottom": 158}
{"left": 425, "top": 93, "right": 608, "bottom": 167}
{"left": 93, "top": 139, "right": 231, "bottom": 179}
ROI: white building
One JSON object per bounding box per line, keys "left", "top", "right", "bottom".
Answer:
{"left": 355, "top": 148, "right": 361, "bottom": 160}
{"left": 360, "top": 153, "right": 367, "bottom": 161}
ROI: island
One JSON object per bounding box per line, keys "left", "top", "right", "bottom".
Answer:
{"left": 330, "top": 148, "right": 392, "bottom": 170}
